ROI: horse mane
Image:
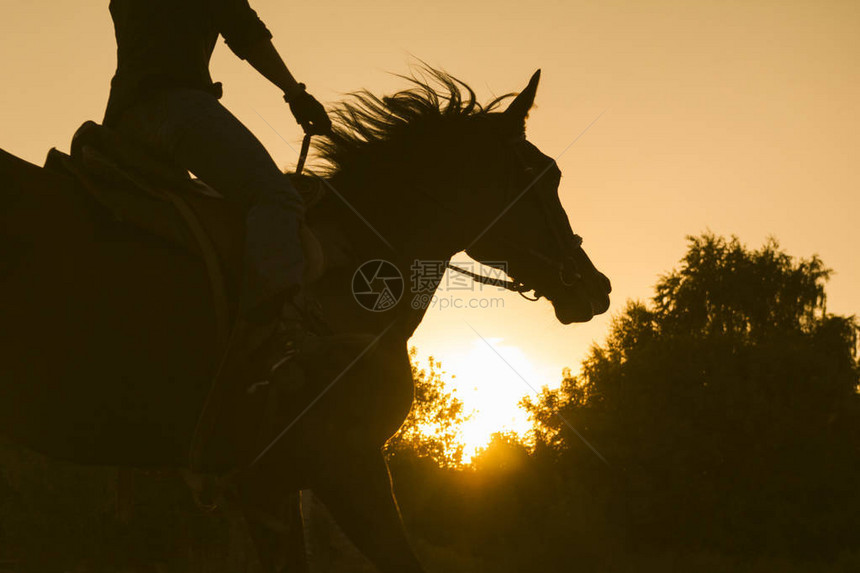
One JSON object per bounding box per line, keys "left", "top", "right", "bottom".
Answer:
{"left": 314, "top": 66, "right": 514, "bottom": 177}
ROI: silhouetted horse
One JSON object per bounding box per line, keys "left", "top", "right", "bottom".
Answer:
{"left": 0, "top": 68, "right": 610, "bottom": 572}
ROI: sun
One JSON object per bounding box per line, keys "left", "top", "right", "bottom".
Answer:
{"left": 421, "top": 339, "right": 553, "bottom": 464}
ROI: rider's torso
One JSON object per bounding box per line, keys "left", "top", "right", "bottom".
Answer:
{"left": 104, "top": 0, "right": 270, "bottom": 126}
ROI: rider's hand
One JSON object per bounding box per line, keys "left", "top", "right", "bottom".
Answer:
{"left": 285, "top": 84, "right": 332, "bottom": 136}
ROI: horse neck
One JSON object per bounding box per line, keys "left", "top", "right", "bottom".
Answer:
{"left": 308, "top": 168, "right": 495, "bottom": 337}
{"left": 315, "top": 168, "right": 488, "bottom": 265}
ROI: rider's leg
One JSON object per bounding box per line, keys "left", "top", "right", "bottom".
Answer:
{"left": 114, "top": 87, "right": 305, "bottom": 322}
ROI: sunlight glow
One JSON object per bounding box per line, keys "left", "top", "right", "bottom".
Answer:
{"left": 423, "top": 339, "right": 556, "bottom": 464}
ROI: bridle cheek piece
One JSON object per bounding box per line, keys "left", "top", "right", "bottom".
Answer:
{"left": 448, "top": 137, "right": 585, "bottom": 301}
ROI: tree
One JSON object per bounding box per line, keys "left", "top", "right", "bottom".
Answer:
{"left": 525, "top": 234, "right": 860, "bottom": 557}
{"left": 385, "top": 348, "right": 469, "bottom": 468}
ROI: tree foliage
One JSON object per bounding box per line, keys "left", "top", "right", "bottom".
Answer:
{"left": 385, "top": 348, "right": 469, "bottom": 468}
{"left": 525, "top": 233, "right": 860, "bottom": 557}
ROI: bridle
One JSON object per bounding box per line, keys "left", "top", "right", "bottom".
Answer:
{"left": 448, "top": 134, "right": 584, "bottom": 301}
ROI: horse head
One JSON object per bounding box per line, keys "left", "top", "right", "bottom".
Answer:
{"left": 464, "top": 70, "right": 611, "bottom": 324}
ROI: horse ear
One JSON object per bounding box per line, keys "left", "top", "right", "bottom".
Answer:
{"left": 504, "top": 69, "right": 541, "bottom": 130}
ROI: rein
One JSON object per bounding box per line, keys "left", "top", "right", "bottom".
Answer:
{"left": 446, "top": 262, "right": 537, "bottom": 300}
{"left": 295, "top": 133, "right": 312, "bottom": 176}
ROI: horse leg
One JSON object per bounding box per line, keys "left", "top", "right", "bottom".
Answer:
{"left": 237, "top": 471, "right": 309, "bottom": 573}
{"left": 310, "top": 448, "right": 424, "bottom": 573}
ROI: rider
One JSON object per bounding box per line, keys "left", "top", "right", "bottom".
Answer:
{"left": 102, "top": 0, "right": 334, "bottom": 468}
{"left": 103, "top": 0, "right": 328, "bottom": 333}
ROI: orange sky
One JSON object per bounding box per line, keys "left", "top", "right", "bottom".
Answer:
{"left": 2, "top": 1, "right": 858, "bottom": 437}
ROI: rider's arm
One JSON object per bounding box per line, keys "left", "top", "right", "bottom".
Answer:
{"left": 214, "top": 0, "right": 303, "bottom": 101}
{"left": 241, "top": 39, "right": 304, "bottom": 101}
{"left": 214, "top": 0, "right": 331, "bottom": 133}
